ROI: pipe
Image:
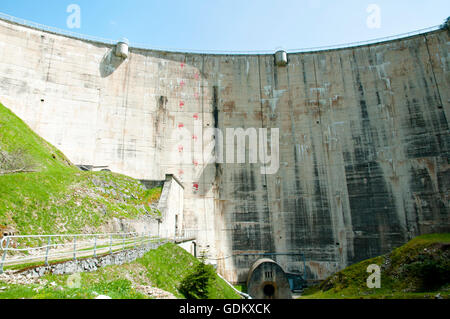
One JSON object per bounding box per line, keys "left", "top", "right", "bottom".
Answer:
{"left": 216, "top": 273, "right": 252, "bottom": 299}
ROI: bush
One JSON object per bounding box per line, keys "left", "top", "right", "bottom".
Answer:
{"left": 179, "top": 259, "right": 216, "bottom": 299}
{"left": 403, "top": 257, "right": 450, "bottom": 291}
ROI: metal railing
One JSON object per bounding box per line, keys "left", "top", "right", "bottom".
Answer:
{"left": 285, "top": 25, "right": 442, "bottom": 53}
{"left": 0, "top": 11, "right": 116, "bottom": 45}
{"left": 0, "top": 11, "right": 443, "bottom": 55}
{"left": 0, "top": 230, "right": 196, "bottom": 274}
{"left": 175, "top": 229, "right": 197, "bottom": 242}
{"left": 133, "top": 25, "right": 443, "bottom": 54}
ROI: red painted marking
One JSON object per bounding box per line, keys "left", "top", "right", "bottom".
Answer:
{"left": 194, "top": 73, "right": 199, "bottom": 80}
{"left": 179, "top": 101, "right": 185, "bottom": 108}
{"left": 193, "top": 160, "right": 199, "bottom": 166}
{"left": 181, "top": 63, "right": 185, "bottom": 69}
{"left": 193, "top": 183, "right": 199, "bottom": 191}
{"left": 192, "top": 135, "right": 198, "bottom": 141}
{"left": 178, "top": 145, "right": 184, "bottom": 153}
{"left": 193, "top": 113, "right": 199, "bottom": 120}
{"left": 178, "top": 123, "right": 184, "bottom": 129}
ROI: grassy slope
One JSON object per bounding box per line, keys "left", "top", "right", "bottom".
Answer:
{"left": 0, "top": 104, "right": 237, "bottom": 299}
{"left": 0, "top": 102, "right": 161, "bottom": 235}
{"left": 136, "top": 243, "right": 239, "bottom": 299}
{"left": 0, "top": 243, "right": 240, "bottom": 299}
{"left": 301, "top": 234, "right": 450, "bottom": 299}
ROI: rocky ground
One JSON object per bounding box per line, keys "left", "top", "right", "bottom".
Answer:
{"left": 0, "top": 270, "right": 47, "bottom": 286}
{"left": 0, "top": 270, "right": 177, "bottom": 299}
{"left": 134, "top": 285, "right": 177, "bottom": 299}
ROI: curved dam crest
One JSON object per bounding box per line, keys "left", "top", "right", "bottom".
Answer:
{"left": 0, "top": 17, "right": 448, "bottom": 283}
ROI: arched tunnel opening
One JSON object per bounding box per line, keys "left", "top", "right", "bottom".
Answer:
{"left": 263, "top": 283, "right": 275, "bottom": 297}
{"left": 247, "top": 258, "right": 293, "bottom": 299}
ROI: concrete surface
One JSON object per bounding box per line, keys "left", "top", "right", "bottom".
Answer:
{"left": 178, "top": 239, "right": 197, "bottom": 257}
{"left": 0, "top": 18, "right": 448, "bottom": 283}
{"left": 157, "top": 174, "right": 185, "bottom": 238}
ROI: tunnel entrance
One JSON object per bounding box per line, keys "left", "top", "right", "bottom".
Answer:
{"left": 247, "top": 258, "right": 292, "bottom": 299}
{"left": 263, "top": 284, "right": 275, "bottom": 297}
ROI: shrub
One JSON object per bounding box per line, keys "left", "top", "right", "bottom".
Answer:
{"left": 179, "top": 259, "right": 216, "bottom": 299}
{"left": 403, "top": 257, "right": 450, "bottom": 291}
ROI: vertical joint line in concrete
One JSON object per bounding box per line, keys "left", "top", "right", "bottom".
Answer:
{"left": 312, "top": 55, "right": 324, "bottom": 127}
{"left": 286, "top": 62, "right": 298, "bottom": 147}
{"left": 257, "top": 55, "right": 272, "bottom": 250}
{"left": 257, "top": 55, "right": 268, "bottom": 181}
{"left": 423, "top": 34, "right": 445, "bottom": 112}
{"left": 120, "top": 53, "right": 132, "bottom": 161}
{"left": 200, "top": 54, "right": 209, "bottom": 245}
{"left": 45, "top": 40, "right": 54, "bottom": 83}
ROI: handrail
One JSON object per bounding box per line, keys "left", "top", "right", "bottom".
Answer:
{"left": 1, "top": 231, "right": 138, "bottom": 241}
{"left": 0, "top": 11, "right": 444, "bottom": 55}
{"left": 0, "top": 230, "right": 197, "bottom": 274}
{"left": 0, "top": 232, "right": 139, "bottom": 250}
{"left": 0, "top": 11, "right": 116, "bottom": 45}
{"left": 285, "top": 25, "right": 442, "bottom": 53}
{"left": 133, "top": 25, "right": 443, "bottom": 54}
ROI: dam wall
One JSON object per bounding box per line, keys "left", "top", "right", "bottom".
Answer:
{"left": 0, "top": 17, "right": 448, "bottom": 283}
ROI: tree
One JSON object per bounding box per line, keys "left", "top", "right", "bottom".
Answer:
{"left": 179, "top": 257, "right": 216, "bottom": 299}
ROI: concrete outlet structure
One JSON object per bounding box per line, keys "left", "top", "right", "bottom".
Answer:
{"left": 0, "top": 17, "right": 449, "bottom": 284}
{"left": 247, "top": 258, "right": 292, "bottom": 299}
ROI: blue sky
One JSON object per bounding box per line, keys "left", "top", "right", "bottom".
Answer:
{"left": 0, "top": 0, "right": 448, "bottom": 52}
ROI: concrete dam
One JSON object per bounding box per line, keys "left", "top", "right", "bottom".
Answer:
{"left": 0, "top": 16, "right": 449, "bottom": 284}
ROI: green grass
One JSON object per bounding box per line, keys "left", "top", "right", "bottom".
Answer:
{"left": 0, "top": 102, "right": 162, "bottom": 236}
{"left": 210, "top": 274, "right": 241, "bottom": 299}
{"left": 0, "top": 243, "right": 241, "bottom": 299}
{"left": 143, "top": 187, "right": 163, "bottom": 205}
{"left": 0, "top": 279, "right": 148, "bottom": 300}
{"left": 0, "top": 102, "right": 71, "bottom": 172}
{"left": 233, "top": 284, "right": 247, "bottom": 294}
{"left": 136, "top": 243, "right": 240, "bottom": 299}
{"left": 300, "top": 233, "right": 450, "bottom": 299}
